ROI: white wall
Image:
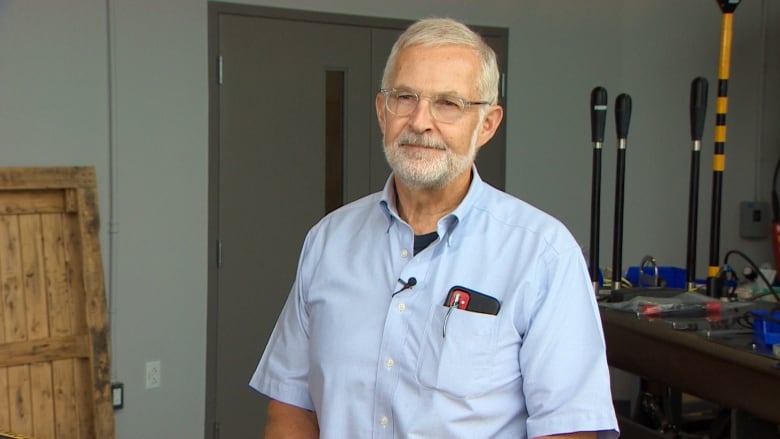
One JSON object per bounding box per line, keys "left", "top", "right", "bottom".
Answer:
{"left": 108, "top": 1, "right": 208, "bottom": 438}
{"left": 0, "top": 0, "right": 110, "bottom": 210}
{"left": 0, "top": 1, "right": 777, "bottom": 438}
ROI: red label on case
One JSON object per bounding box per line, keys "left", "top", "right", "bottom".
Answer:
{"left": 447, "top": 290, "right": 471, "bottom": 310}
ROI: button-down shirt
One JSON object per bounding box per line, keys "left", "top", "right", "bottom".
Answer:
{"left": 250, "top": 169, "right": 619, "bottom": 438}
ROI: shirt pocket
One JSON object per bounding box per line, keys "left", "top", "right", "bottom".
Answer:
{"left": 416, "top": 304, "right": 498, "bottom": 399}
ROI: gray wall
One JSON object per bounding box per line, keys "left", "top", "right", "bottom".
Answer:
{"left": 0, "top": 0, "right": 777, "bottom": 438}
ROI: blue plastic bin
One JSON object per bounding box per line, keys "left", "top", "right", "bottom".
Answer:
{"left": 752, "top": 309, "right": 780, "bottom": 346}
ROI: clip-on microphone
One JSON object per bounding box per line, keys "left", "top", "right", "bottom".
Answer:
{"left": 394, "top": 277, "right": 417, "bottom": 296}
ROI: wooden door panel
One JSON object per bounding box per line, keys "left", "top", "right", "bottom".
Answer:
{"left": 0, "top": 167, "right": 113, "bottom": 439}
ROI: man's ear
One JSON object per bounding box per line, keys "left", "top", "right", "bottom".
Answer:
{"left": 475, "top": 105, "right": 504, "bottom": 149}
{"left": 375, "top": 93, "right": 387, "bottom": 135}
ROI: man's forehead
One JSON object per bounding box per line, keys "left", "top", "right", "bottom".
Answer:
{"left": 391, "top": 46, "right": 481, "bottom": 94}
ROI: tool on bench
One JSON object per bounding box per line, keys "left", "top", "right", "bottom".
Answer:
{"left": 686, "top": 77, "right": 708, "bottom": 291}
{"left": 589, "top": 87, "right": 608, "bottom": 294}
{"left": 611, "top": 93, "right": 632, "bottom": 293}
{"left": 706, "top": 0, "right": 742, "bottom": 297}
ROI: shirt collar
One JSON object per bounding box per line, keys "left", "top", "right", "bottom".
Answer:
{"left": 378, "top": 166, "right": 484, "bottom": 235}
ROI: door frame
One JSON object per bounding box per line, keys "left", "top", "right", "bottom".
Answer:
{"left": 205, "top": 3, "right": 508, "bottom": 437}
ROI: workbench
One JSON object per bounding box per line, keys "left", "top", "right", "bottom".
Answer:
{"left": 600, "top": 306, "right": 780, "bottom": 426}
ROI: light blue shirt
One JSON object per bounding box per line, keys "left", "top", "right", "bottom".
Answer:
{"left": 250, "top": 169, "right": 619, "bottom": 438}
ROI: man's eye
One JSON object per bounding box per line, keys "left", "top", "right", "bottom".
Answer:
{"left": 396, "top": 93, "right": 417, "bottom": 101}
{"left": 436, "top": 97, "right": 462, "bottom": 108}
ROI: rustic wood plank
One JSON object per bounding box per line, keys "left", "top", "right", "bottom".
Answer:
{"left": 43, "top": 213, "right": 80, "bottom": 438}
{"left": 0, "top": 336, "right": 89, "bottom": 369}
{"left": 0, "top": 370, "right": 9, "bottom": 431}
{"left": 0, "top": 191, "right": 67, "bottom": 215}
{"left": 42, "top": 213, "right": 74, "bottom": 338}
{"left": 0, "top": 215, "right": 33, "bottom": 435}
{"left": 20, "top": 214, "right": 48, "bottom": 340}
{"left": 30, "top": 362, "right": 54, "bottom": 439}
{"left": 0, "top": 281, "right": 9, "bottom": 431}
{"left": 7, "top": 366, "right": 33, "bottom": 436}
{"left": 64, "top": 189, "right": 78, "bottom": 214}
{"left": 0, "top": 167, "right": 95, "bottom": 191}
{"left": 52, "top": 359, "right": 78, "bottom": 439}
{"left": 20, "top": 214, "right": 56, "bottom": 439}
{"left": 63, "top": 213, "right": 87, "bottom": 336}
{"left": 0, "top": 210, "right": 9, "bottom": 433}
{"left": 75, "top": 358, "right": 94, "bottom": 439}
{"left": 63, "top": 211, "right": 92, "bottom": 438}
{"left": 75, "top": 185, "right": 111, "bottom": 439}
{"left": 0, "top": 215, "right": 27, "bottom": 343}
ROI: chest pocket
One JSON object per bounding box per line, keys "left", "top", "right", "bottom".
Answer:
{"left": 416, "top": 304, "right": 498, "bottom": 398}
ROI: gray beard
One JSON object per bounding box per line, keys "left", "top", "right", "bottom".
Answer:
{"left": 383, "top": 131, "right": 478, "bottom": 190}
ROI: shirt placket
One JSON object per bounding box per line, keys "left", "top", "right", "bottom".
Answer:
{"left": 372, "top": 223, "right": 431, "bottom": 438}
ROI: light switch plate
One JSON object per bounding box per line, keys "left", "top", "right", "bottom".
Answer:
{"left": 739, "top": 201, "right": 770, "bottom": 239}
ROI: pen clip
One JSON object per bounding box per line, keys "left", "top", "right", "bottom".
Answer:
{"left": 443, "top": 292, "right": 461, "bottom": 338}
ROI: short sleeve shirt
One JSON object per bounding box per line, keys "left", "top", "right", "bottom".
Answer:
{"left": 250, "top": 169, "right": 619, "bottom": 439}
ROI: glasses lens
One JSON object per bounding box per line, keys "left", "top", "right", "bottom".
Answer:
{"left": 432, "top": 95, "right": 466, "bottom": 123}
{"left": 386, "top": 90, "right": 417, "bottom": 116}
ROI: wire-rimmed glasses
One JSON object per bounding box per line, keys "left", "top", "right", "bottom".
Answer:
{"left": 380, "top": 88, "right": 490, "bottom": 123}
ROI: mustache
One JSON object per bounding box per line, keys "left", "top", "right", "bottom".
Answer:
{"left": 395, "top": 133, "right": 447, "bottom": 150}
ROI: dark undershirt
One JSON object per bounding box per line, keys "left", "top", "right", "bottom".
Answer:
{"left": 413, "top": 232, "right": 439, "bottom": 255}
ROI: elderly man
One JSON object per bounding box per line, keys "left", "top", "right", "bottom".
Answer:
{"left": 250, "top": 17, "right": 619, "bottom": 439}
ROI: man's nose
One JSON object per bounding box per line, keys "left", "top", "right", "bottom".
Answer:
{"left": 407, "top": 98, "right": 436, "bottom": 132}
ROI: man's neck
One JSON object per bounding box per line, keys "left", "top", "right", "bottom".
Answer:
{"left": 394, "top": 170, "right": 472, "bottom": 235}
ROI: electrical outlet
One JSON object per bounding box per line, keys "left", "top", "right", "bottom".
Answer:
{"left": 112, "top": 382, "right": 124, "bottom": 409}
{"left": 145, "top": 360, "right": 161, "bottom": 389}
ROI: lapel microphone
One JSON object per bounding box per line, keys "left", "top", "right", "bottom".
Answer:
{"left": 393, "top": 277, "right": 417, "bottom": 296}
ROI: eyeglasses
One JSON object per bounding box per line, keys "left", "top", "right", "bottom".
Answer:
{"left": 380, "top": 88, "right": 490, "bottom": 123}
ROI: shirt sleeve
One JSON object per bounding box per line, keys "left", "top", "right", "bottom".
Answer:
{"left": 248, "top": 232, "right": 316, "bottom": 411}
{"left": 520, "top": 242, "right": 619, "bottom": 439}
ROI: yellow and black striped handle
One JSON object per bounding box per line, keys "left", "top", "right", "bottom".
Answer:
{"left": 707, "top": 0, "right": 741, "bottom": 296}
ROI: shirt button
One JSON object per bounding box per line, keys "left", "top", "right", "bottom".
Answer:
{"left": 380, "top": 416, "right": 389, "bottom": 426}
{"left": 385, "top": 358, "right": 394, "bottom": 368}
{"left": 398, "top": 303, "right": 406, "bottom": 312}
{"left": 400, "top": 248, "right": 409, "bottom": 258}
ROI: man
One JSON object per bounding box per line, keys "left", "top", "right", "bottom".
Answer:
{"left": 250, "top": 17, "right": 619, "bottom": 439}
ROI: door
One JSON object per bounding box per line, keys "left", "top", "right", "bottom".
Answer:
{"left": 207, "top": 6, "right": 508, "bottom": 437}
{"left": 211, "top": 14, "right": 373, "bottom": 437}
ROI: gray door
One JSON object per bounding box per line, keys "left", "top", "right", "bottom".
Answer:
{"left": 212, "top": 14, "right": 373, "bottom": 437}
{"left": 207, "top": 6, "right": 508, "bottom": 438}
